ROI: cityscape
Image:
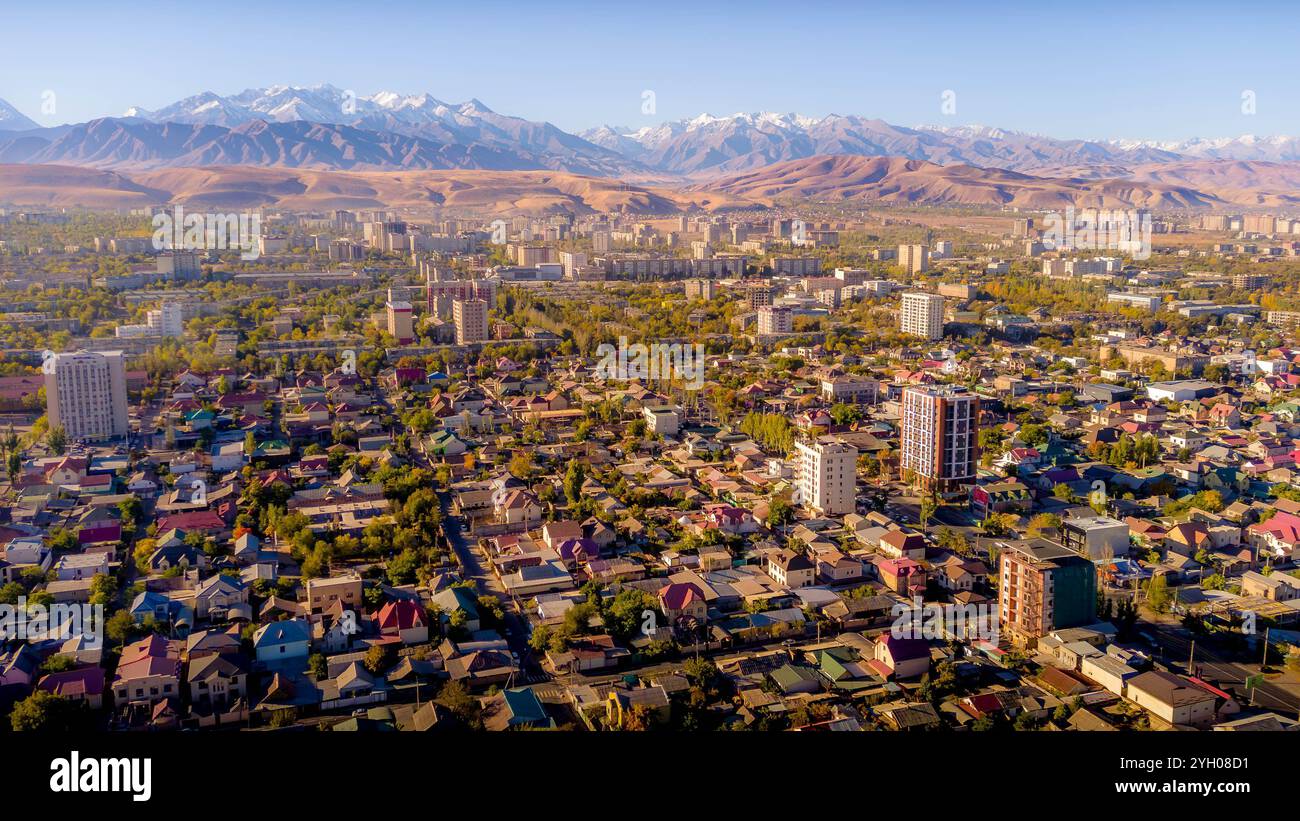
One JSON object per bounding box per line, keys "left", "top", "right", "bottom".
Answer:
{"left": 0, "top": 4, "right": 1296, "bottom": 797}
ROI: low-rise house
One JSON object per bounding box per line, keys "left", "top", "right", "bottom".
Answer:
{"left": 193, "top": 574, "right": 249, "bottom": 620}
{"left": 112, "top": 635, "right": 182, "bottom": 707}
{"left": 38, "top": 667, "right": 106, "bottom": 709}
{"left": 879, "top": 529, "right": 927, "bottom": 561}
{"left": 766, "top": 549, "right": 815, "bottom": 588}
{"left": 658, "top": 582, "right": 707, "bottom": 623}
{"left": 869, "top": 633, "right": 930, "bottom": 679}
{"left": 377, "top": 599, "right": 429, "bottom": 644}
{"left": 1125, "top": 670, "right": 1217, "bottom": 728}
{"left": 306, "top": 574, "right": 362, "bottom": 613}
{"left": 1240, "top": 570, "right": 1300, "bottom": 601}
{"left": 483, "top": 687, "right": 555, "bottom": 731}
{"left": 252, "top": 619, "right": 311, "bottom": 666}
{"left": 187, "top": 653, "right": 249, "bottom": 711}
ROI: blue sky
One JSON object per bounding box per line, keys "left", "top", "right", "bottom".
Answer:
{"left": 3, "top": 0, "right": 1297, "bottom": 141}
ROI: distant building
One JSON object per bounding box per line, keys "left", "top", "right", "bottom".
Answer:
{"left": 45, "top": 350, "right": 129, "bottom": 441}
{"left": 453, "top": 299, "right": 488, "bottom": 345}
{"left": 898, "top": 244, "right": 929, "bottom": 275}
{"left": 756, "top": 305, "right": 793, "bottom": 335}
{"left": 899, "top": 292, "right": 945, "bottom": 340}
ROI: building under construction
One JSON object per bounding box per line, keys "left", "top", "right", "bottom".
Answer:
{"left": 998, "top": 538, "right": 1097, "bottom": 648}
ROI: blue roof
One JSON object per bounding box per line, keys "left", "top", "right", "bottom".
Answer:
{"left": 254, "top": 619, "right": 310, "bottom": 646}
{"left": 502, "top": 687, "right": 549, "bottom": 726}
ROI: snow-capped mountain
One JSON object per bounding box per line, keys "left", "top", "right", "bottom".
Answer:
{"left": 581, "top": 112, "right": 1186, "bottom": 176}
{"left": 0, "top": 85, "right": 628, "bottom": 176}
{"left": 0, "top": 97, "right": 40, "bottom": 131}
{"left": 7, "top": 85, "right": 1300, "bottom": 183}
{"left": 1110, "top": 134, "right": 1300, "bottom": 162}
{"left": 124, "top": 84, "right": 502, "bottom": 131}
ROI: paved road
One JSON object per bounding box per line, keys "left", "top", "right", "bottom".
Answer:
{"left": 1147, "top": 621, "right": 1300, "bottom": 715}
{"left": 437, "top": 491, "right": 546, "bottom": 684}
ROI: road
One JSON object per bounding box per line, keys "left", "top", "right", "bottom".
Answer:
{"left": 1147, "top": 620, "right": 1300, "bottom": 715}
{"left": 436, "top": 491, "right": 546, "bottom": 684}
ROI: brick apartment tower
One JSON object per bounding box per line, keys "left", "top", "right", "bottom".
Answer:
{"left": 900, "top": 385, "right": 978, "bottom": 494}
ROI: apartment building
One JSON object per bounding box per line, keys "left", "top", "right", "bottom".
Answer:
{"left": 999, "top": 539, "right": 1097, "bottom": 647}
{"left": 900, "top": 385, "right": 977, "bottom": 493}
{"left": 45, "top": 350, "right": 129, "bottom": 441}
{"left": 756, "top": 305, "right": 793, "bottom": 335}
{"left": 386, "top": 297, "right": 414, "bottom": 345}
{"left": 899, "top": 291, "right": 945, "bottom": 340}
{"left": 770, "top": 256, "right": 820, "bottom": 276}
{"left": 898, "top": 244, "right": 929, "bottom": 275}
{"left": 685, "top": 279, "right": 718, "bottom": 300}
{"left": 745, "top": 280, "right": 775, "bottom": 310}
{"left": 453, "top": 299, "right": 488, "bottom": 345}
{"left": 795, "top": 438, "right": 857, "bottom": 516}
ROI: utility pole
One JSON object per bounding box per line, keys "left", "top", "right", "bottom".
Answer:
{"left": 1187, "top": 639, "right": 1195, "bottom": 677}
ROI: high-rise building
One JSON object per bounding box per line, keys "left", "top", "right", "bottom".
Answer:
{"left": 559, "top": 250, "right": 588, "bottom": 279}
{"left": 45, "top": 350, "right": 129, "bottom": 442}
{"left": 756, "top": 305, "right": 793, "bottom": 335}
{"left": 900, "top": 385, "right": 978, "bottom": 493}
{"left": 999, "top": 539, "right": 1097, "bottom": 646}
{"left": 795, "top": 438, "right": 857, "bottom": 516}
{"left": 146, "top": 302, "right": 184, "bottom": 337}
{"left": 158, "top": 251, "right": 201, "bottom": 281}
{"left": 745, "top": 280, "right": 775, "bottom": 310}
{"left": 898, "top": 244, "right": 929, "bottom": 274}
{"left": 899, "top": 291, "right": 945, "bottom": 339}
{"left": 685, "top": 279, "right": 718, "bottom": 300}
{"left": 386, "top": 288, "right": 414, "bottom": 344}
{"left": 453, "top": 299, "right": 488, "bottom": 345}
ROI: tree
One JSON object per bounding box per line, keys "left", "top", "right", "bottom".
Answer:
{"left": 766, "top": 497, "right": 793, "bottom": 529}
{"left": 1145, "top": 573, "right": 1173, "bottom": 613}
{"left": 308, "top": 653, "right": 328, "bottom": 679}
{"left": 106, "top": 609, "right": 136, "bottom": 644}
{"left": 564, "top": 461, "right": 586, "bottom": 506}
{"left": 11, "top": 691, "right": 79, "bottom": 731}
{"left": 919, "top": 497, "right": 938, "bottom": 534}
{"left": 6, "top": 450, "right": 20, "bottom": 485}
{"left": 1025, "top": 513, "right": 1061, "bottom": 538}
{"left": 47, "top": 425, "right": 67, "bottom": 456}
{"left": 436, "top": 680, "right": 479, "bottom": 726}
{"left": 88, "top": 573, "right": 117, "bottom": 607}
{"left": 981, "top": 512, "right": 1016, "bottom": 537}
{"left": 363, "top": 644, "right": 392, "bottom": 675}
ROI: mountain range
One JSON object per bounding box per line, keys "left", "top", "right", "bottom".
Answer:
{"left": 1, "top": 85, "right": 1300, "bottom": 211}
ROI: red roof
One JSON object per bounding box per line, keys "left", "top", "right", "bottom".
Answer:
{"left": 39, "top": 667, "right": 106, "bottom": 698}
{"left": 156, "top": 510, "right": 226, "bottom": 532}
{"left": 658, "top": 582, "right": 704, "bottom": 611}
{"left": 377, "top": 600, "right": 425, "bottom": 631}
